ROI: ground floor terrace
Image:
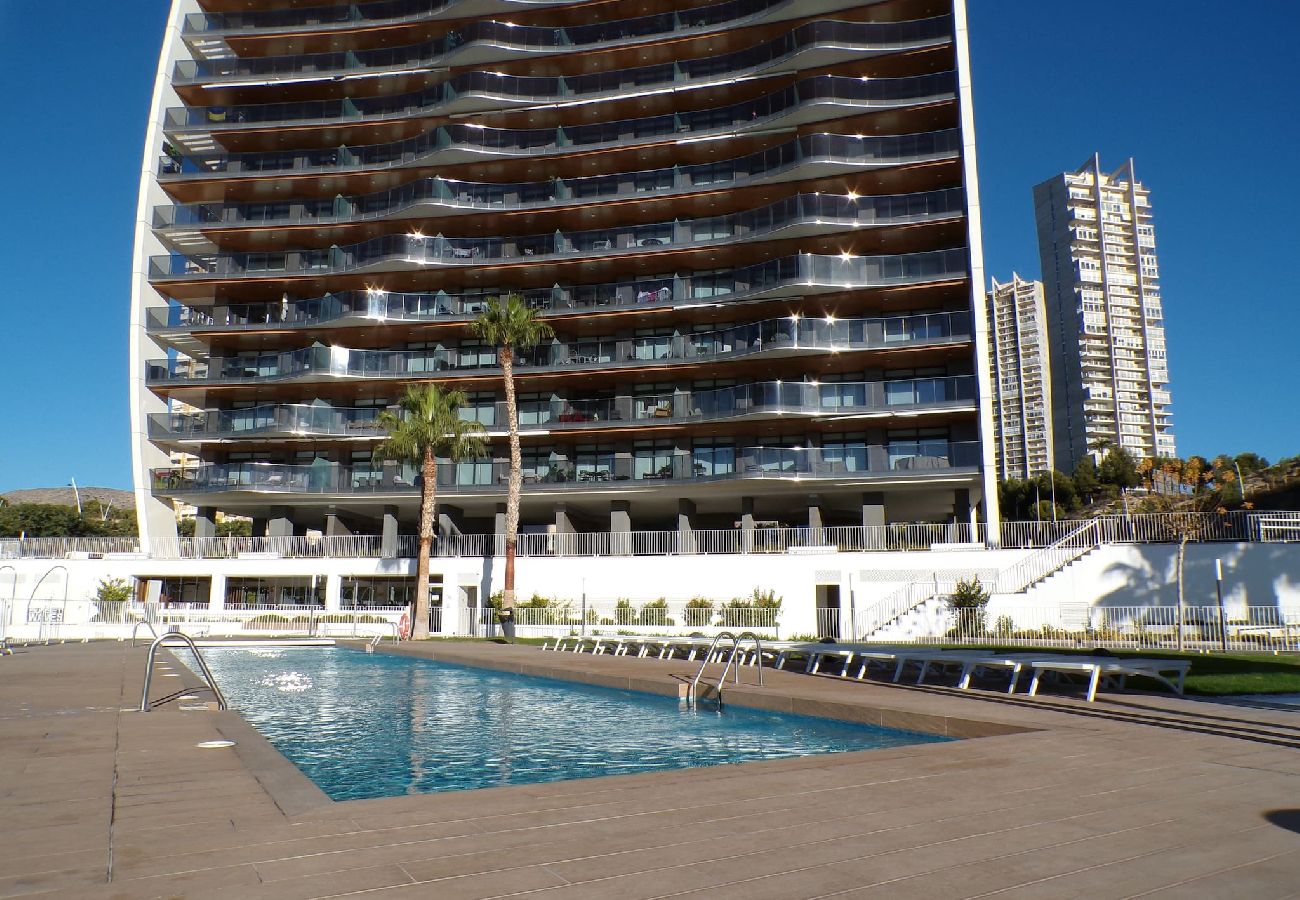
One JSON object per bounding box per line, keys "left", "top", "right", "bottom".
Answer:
{"left": 3, "top": 640, "right": 1300, "bottom": 898}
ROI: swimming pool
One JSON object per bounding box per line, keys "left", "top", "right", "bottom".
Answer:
{"left": 197, "top": 647, "right": 951, "bottom": 800}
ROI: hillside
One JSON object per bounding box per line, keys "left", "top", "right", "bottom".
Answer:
{"left": 1, "top": 486, "right": 135, "bottom": 510}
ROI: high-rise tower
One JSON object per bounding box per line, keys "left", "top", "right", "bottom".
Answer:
{"left": 987, "top": 274, "right": 1052, "bottom": 481}
{"left": 130, "top": 0, "right": 999, "bottom": 547}
{"left": 1034, "top": 155, "right": 1174, "bottom": 471}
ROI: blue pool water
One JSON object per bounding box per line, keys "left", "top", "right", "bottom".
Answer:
{"left": 197, "top": 647, "right": 951, "bottom": 800}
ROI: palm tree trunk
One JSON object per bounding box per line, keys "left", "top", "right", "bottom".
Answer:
{"left": 502, "top": 345, "right": 521, "bottom": 612}
{"left": 1175, "top": 534, "right": 1187, "bottom": 652}
{"left": 414, "top": 445, "right": 438, "bottom": 639}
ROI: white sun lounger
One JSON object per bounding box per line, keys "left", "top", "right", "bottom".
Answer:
{"left": 1026, "top": 656, "right": 1192, "bottom": 702}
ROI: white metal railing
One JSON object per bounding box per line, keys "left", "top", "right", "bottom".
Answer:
{"left": 2, "top": 512, "right": 1294, "bottom": 560}
{"left": 993, "top": 518, "right": 1101, "bottom": 594}
{"left": 476, "top": 599, "right": 782, "bottom": 639}
{"left": 893, "top": 604, "right": 1300, "bottom": 653}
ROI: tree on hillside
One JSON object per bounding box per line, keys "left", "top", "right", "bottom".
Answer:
{"left": 1072, "top": 456, "right": 1101, "bottom": 506}
{"left": 375, "top": 384, "right": 486, "bottom": 639}
{"left": 1138, "top": 459, "right": 1235, "bottom": 651}
{"left": 470, "top": 295, "right": 554, "bottom": 615}
{"left": 1097, "top": 446, "right": 1140, "bottom": 493}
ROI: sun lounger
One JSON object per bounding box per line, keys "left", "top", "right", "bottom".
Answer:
{"left": 1025, "top": 656, "right": 1192, "bottom": 702}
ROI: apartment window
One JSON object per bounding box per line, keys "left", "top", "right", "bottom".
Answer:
{"left": 691, "top": 439, "right": 734, "bottom": 476}
{"left": 633, "top": 439, "right": 676, "bottom": 480}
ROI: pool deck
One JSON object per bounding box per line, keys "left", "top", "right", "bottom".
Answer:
{"left": 3, "top": 641, "right": 1300, "bottom": 899}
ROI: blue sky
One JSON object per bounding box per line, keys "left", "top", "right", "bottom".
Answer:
{"left": 0, "top": 1, "right": 1295, "bottom": 492}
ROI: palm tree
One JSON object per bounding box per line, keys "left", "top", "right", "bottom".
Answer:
{"left": 470, "top": 295, "right": 554, "bottom": 613}
{"left": 375, "top": 384, "right": 486, "bottom": 639}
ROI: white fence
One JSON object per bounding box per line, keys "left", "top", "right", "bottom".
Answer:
{"left": 5, "top": 512, "right": 1295, "bottom": 561}
{"left": 476, "top": 598, "right": 783, "bottom": 640}
{"left": 0, "top": 598, "right": 408, "bottom": 643}
{"left": 852, "top": 604, "right": 1300, "bottom": 653}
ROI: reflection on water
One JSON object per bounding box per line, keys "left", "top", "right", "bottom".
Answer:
{"left": 198, "top": 648, "right": 950, "bottom": 800}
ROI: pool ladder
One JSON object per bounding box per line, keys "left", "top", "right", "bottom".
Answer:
{"left": 686, "top": 631, "right": 765, "bottom": 709}
{"left": 139, "top": 633, "right": 228, "bottom": 712}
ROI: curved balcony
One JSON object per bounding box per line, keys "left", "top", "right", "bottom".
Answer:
{"left": 175, "top": 14, "right": 950, "bottom": 88}
{"left": 167, "top": 19, "right": 952, "bottom": 131}
{"left": 157, "top": 73, "right": 957, "bottom": 181}
{"left": 146, "top": 249, "right": 968, "bottom": 336}
{"left": 150, "top": 441, "right": 982, "bottom": 498}
{"left": 182, "top": 0, "right": 572, "bottom": 37}
{"left": 148, "top": 189, "right": 964, "bottom": 283}
{"left": 145, "top": 311, "right": 972, "bottom": 387}
{"left": 147, "top": 375, "right": 978, "bottom": 441}
{"left": 155, "top": 131, "right": 960, "bottom": 233}
{"left": 181, "top": 0, "right": 874, "bottom": 40}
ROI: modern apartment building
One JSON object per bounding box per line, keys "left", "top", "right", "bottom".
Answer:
{"left": 986, "top": 274, "right": 1052, "bottom": 481}
{"left": 1033, "top": 155, "right": 1174, "bottom": 471}
{"left": 130, "top": 0, "right": 999, "bottom": 547}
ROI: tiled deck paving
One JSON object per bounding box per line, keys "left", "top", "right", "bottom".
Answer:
{"left": 2, "top": 641, "right": 1299, "bottom": 899}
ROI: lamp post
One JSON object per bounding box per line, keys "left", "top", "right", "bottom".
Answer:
{"left": 68, "top": 478, "right": 82, "bottom": 517}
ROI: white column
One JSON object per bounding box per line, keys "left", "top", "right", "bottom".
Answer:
{"left": 324, "top": 574, "right": 342, "bottom": 613}
{"left": 437, "top": 573, "right": 461, "bottom": 636}
{"left": 208, "top": 574, "right": 226, "bottom": 612}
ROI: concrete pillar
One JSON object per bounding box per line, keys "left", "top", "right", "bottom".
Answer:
{"left": 437, "top": 574, "right": 460, "bottom": 636}
{"left": 438, "top": 504, "right": 464, "bottom": 538}
{"left": 952, "top": 488, "right": 973, "bottom": 542}
{"left": 862, "top": 491, "right": 886, "bottom": 549}
{"left": 194, "top": 507, "right": 216, "bottom": 540}
{"left": 381, "top": 505, "right": 399, "bottom": 558}
{"left": 324, "top": 573, "right": 341, "bottom": 613}
{"left": 740, "top": 496, "right": 755, "bottom": 553}
{"left": 554, "top": 503, "right": 574, "bottom": 534}
{"left": 324, "top": 507, "right": 351, "bottom": 537}
{"left": 807, "top": 494, "right": 824, "bottom": 534}
{"left": 251, "top": 517, "right": 268, "bottom": 538}
{"left": 677, "top": 498, "right": 696, "bottom": 554}
{"left": 494, "top": 503, "right": 507, "bottom": 558}
{"left": 610, "top": 500, "right": 631, "bottom": 556}
{"left": 268, "top": 506, "right": 293, "bottom": 539}
{"left": 208, "top": 574, "right": 226, "bottom": 611}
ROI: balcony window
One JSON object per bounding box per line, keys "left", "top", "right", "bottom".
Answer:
{"left": 574, "top": 445, "right": 615, "bottom": 482}
{"left": 692, "top": 441, "right": 734, "bottom": 477}
{"left": 634, "top": 440, "right": 676, "bottom": 480}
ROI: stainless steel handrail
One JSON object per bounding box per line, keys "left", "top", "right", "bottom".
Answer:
{"left": 713, "top": 631, "right": 766, "bottom": 694}
{"left": 131, "top": 620, "right": 160, "bottom": 647}
{"left": 687, "top": 630, "right": 765, "bottom": 708}
{"left": 139, "top": 633, "right": 228, "bottom": 712}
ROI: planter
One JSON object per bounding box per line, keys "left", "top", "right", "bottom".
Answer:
{"left": 497, "top": 609, "right": 516, "bottom": 642}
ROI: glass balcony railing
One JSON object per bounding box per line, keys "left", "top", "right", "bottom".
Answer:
{"left": 157, "top": 73, "right": 957, "bottom": 180}
{"left": 150, "top": 441, "right": 982, "bottom": 496}
{"left": 181, "top": 0, "right": 875, "bottom": 39}
{"left": 144, "top": 311, "right": 973, "bottom": 385}
{"left": 154, "top": 131, "right": 960, "bottom": 231}
{"left": 175, "top": 15, "right": 951, "bottom": 87}
{"left": 148, "top": 188, "right": 963, "bottom": 281}
{"left": 167, "top": 19, "right": 952, "bottom": 132}
{"left": 146, "top": 250, "right": 968, "bottom": 332}
{"left": 146, "top": 376, "right": 977, "bottom": 439}
{"left": 182, "top": 0, "right": 568, "bottom": 35}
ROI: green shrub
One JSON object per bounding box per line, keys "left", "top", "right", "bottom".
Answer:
{"left": 683, "top": 597, "right": 714, "bottom": 626}
{"left": 947, "top": 577, "right": 990, "bottom": 637}
{"left": 614, "top": 598, "right": 635, "bottom": 626}
{"left": 639, "top": 597, "right": 669, "bottom": 626}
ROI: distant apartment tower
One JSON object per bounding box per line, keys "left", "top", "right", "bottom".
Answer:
{"left": 1033, "top": 155, "right": 1174, "bottom": 471}
{"left": 986, "top": 275, "right": 1053, "bottom": 480}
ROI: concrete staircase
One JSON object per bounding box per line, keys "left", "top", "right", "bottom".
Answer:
{"left": 856, "top": 519, "right": 1104, "bottom": 641}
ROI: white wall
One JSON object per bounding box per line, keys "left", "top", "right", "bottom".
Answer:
{"left": 3, "top": 542, "right": 1296, "bottom": 642}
